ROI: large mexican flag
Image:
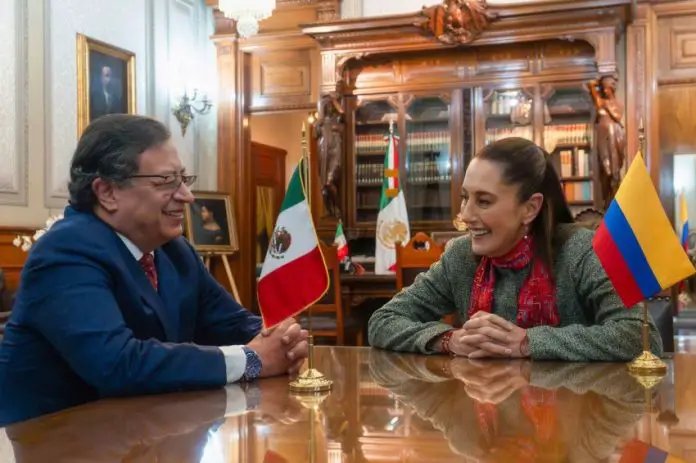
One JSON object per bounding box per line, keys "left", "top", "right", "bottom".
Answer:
{"left": 375, "top": 129, "right": 410, "bottom": 274}
{"left": 257, "top": 159, "right": 329, "bottom": 328}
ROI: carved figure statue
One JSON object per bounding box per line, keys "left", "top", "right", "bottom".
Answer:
{"left": 315, "top": 83, "right": 345, "bottom": 218}
{"left": 587, "top": 74, "right": 626, "bottom": 210}
{"left": 422, "top": 0, "right": 498, "bottom": 45}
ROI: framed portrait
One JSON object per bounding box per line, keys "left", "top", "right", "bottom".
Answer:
{"left": 184, "top": 192, "right": 239, "bottom": 253}
{"left": 76, "top": 33, "right": 136, "bottom": 135}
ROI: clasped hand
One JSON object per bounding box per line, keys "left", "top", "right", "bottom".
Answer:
{"left": 450, "top": 357, "right": 530, "bottom": 404}
{"left": 246, "top": 318, "right": 309, "bottom": 378}
{"left": 446, "top": 312, "right": 529, "bottom": 359}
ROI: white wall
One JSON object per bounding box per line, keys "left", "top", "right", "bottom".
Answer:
{"left": 0, "top": 0, "right": 218, "bottom": 227}
{"left": 673, "top": 154, "right": 696, "bottom": 232}
{"left": 0, "top": 0, "right": 27, "bottom": 208}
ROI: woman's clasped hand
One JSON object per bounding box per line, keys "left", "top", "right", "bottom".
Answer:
{"left": 447, "top": 312, "right": 530, "bottom": 359}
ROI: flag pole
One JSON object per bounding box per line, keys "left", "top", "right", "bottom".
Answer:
{"left": 627, "top": 118, "right": 668, "bottom": 379}
{"left": 289, "top": 121, "right": 333, "bottom": 394}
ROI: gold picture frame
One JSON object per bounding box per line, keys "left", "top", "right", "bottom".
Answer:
{"left": 184, "top": 192, "right": 239, "bottom": 253}
{"left": 76, "top": 33, "right": 136, "bottom": 136}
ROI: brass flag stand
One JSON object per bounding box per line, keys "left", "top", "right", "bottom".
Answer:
{"left": 289, "top": 122, "right": 333, "bottom": 394}
{"left": 627, "top": 119, "right": 667, "bottom": 381}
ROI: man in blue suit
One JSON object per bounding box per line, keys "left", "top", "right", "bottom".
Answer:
{"left": 0, "top": 114, "right": 308, "bottom": 424}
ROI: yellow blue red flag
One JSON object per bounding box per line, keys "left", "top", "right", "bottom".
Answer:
{"left": 619, "top": 439, "right": 687, "bottom": 463}
{"left": 679, "top": 190, "right": 689, "bottom": 250}
{"left": 592, "top": 153, "right": 695, "bottom": 307}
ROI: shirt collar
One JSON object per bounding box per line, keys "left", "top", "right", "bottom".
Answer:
{"left": 116, "top": 232, "right": 153, "bottom": 261}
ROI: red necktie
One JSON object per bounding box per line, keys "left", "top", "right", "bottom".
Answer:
{"left": 139, "top": 254, "right": 158, "bottom": 290}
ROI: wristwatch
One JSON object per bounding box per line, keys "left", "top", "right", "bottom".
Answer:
{"left": 241, "top": 346, "right": 262, "bottom": 382}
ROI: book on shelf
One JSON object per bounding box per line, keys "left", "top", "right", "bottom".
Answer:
{"left": 558, "top": 147, "right": 590, "bottom": 178}
{"left": 485, "top": 126, "right": 534, "bottom": 145}
{"left": 406, "top": 130, "right": 449, "bottom": 152}
{"left": 564, "top": 181, "right": 593, "bottom": 202}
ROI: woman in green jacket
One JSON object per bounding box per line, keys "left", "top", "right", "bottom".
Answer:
{"left": 368, "top": 137, "right": 662, "bottom": 362}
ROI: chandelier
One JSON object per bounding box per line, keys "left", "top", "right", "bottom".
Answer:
{"left": 218, "top": 0, "right": 276, "bottom": 38}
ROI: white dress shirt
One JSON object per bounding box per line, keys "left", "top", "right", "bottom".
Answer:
{"left": 116, "top": 233, "right": 247, "bottom": 384}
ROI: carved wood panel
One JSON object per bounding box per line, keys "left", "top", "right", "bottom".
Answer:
{"left": 347, "top": 40, "right": 597, "bottom": 94}
{"left": 658, "top": 14, "right": 696, "bottom": 83}
{"left": 250, "top": 49, "right": 319, "bottom": 112}
{"left": 658, "top": 84, "right": 696, "bottom": 156}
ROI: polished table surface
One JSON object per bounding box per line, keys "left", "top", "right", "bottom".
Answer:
{"left": 1, "top": 347, "right": 695, "bottom": 462}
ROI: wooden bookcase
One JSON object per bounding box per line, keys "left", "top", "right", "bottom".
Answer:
{"left": 300, "top": 1, "right": 632, "bottom": 258}
{"left": 336, "top": 41, "right": 604, "bottom": 243}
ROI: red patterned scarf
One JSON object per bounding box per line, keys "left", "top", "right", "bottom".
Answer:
{"left": 475, "top": 388, "right": 563, "bottom": 462}
{"left": 468, "top": 235, "right": 560, "bottom": 328}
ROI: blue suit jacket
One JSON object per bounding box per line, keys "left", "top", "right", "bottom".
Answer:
{"left": 0, "top": 206, "right": 262, "bottom": 425}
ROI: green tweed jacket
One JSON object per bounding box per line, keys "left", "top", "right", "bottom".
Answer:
{"left": 368, "top": 225, "right": 663, "bottom": 361}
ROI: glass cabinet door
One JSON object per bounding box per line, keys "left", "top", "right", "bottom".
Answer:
{"left": 541, "top": 84, "right": 594, "bottom": 216}
{"left": 483, "top": 88, "right": 534, "bottom": 145}
{"left": 354, "top": 97, "right": 398, "bottom": 225}
{"left": 403, "top": 95, "right": 452, "bottom": 223}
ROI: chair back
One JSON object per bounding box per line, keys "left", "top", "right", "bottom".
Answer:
{"left": 395, "top": 232, "right": 445, "bottom": 291}
{"left": 301, "top": 242, "right": 346, "bottom": 344}
{"left": 646, "top": 297, "right": 675, "bottom": 353}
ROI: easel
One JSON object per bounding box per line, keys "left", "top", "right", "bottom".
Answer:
{"left": 201, "top": 251, "right": 241, "bottom": 304}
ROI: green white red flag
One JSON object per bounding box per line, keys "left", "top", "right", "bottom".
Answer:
{"left": 375, "top": 128, "right": 410, "bottom": 274}
{"left": 257, "top": 159, "right": 329, "bottom": 328}
{"left": 334, "top": 220, "right": 349, "bottom": 261}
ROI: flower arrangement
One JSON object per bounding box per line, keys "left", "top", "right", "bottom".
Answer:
{"left": 13, "top": 214, "right": 64, "bottom": 252}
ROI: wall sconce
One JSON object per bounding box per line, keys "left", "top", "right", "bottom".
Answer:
{"left": 171, "top": 89, "right": 213, "bottom": 137}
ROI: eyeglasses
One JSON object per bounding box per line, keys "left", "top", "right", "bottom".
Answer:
{"left": 127, "top": 173, "right": 197, "bottom": 190}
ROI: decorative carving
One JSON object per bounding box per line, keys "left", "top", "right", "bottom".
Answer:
{"left": 314, "top": 80, "right": 346, "bottom": 218}
{"left": 587, "top": 74, "right": 626, "bottom": 211}
{"left": 316, "top": 0, "right": 340, "bottom": 21}
{"left": 420, "top": 0, "right": 498, "bottom": 45}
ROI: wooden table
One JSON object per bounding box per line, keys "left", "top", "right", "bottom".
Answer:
{"left": 1, "top": 347, "right": 695, "bottom": 462}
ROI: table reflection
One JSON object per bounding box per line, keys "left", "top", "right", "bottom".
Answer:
{"left": 0, "top": 347, "right": 690, "bottom": 462}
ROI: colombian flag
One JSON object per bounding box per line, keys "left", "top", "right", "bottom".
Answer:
{"left": 619, "top": 439, "right": 687, "bottom": 462}
{"left": 592, "top": 153, "right": 695, "bottom": 307}
{"left": 678, "top": 191, "right": 689, "bottom": 292}
{"left": 679, "top": 191, "right": 689, "bottom": 251}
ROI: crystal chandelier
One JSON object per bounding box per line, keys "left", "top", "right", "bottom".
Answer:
{"left": 218, "top": 0, "right": 276, "bottom": 38}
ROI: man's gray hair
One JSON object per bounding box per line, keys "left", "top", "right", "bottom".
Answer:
{"left": 67, "top": 114, "right": 171, "bottom": 211}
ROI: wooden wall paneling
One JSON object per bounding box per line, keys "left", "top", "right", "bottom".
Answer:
{"left": 215, "top": 38, "right": 255, "bottom": 309}
{"left": 253, "top": 141, "right": 287, "bottom": 209}
{"left": 346, "top": 42, "right": 599, "bottom": 97}
{"left": 658, "top": 84, "right": 696, "bottom": 157}
{"left": 0, "top": 227, "right": 33, "bottom": 291}
{"left": 626, "top": 4, "right": 656, "bottom": 175}
{"left": 654, "top": 2, "right": 696, "bottom": 84}
{"left": 249, "top": 45, "right": 320, "bottom": 113}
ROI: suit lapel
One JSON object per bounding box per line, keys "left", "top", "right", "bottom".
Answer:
{"left": 118, "top": 244, "right": 178, "bottom": 341}
{"left": 155, "top": 250, "right": 181, "bottom": 342}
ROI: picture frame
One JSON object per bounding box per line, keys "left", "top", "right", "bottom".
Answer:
{"left": 184, "top": 192, "right": 239, "bottom": 253}
{"left": 76, "top": 33, "right": 136, "bottom": 135}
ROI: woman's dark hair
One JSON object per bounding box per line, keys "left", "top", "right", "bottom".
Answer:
{"left": 68, "top": 114, "right": 171, "bottom": 211}
{"left": 476, "top": 137, "right": 574, "bottom": 270}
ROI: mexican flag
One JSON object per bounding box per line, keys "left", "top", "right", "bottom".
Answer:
{"left": 375, "top": 128, "right": 410, "bottom": 274}
{"left": 334, "top": 220, "right": 349, "bottom": 261}
{"left": 257, "top": 159, "right": 329, "bottom": 328}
